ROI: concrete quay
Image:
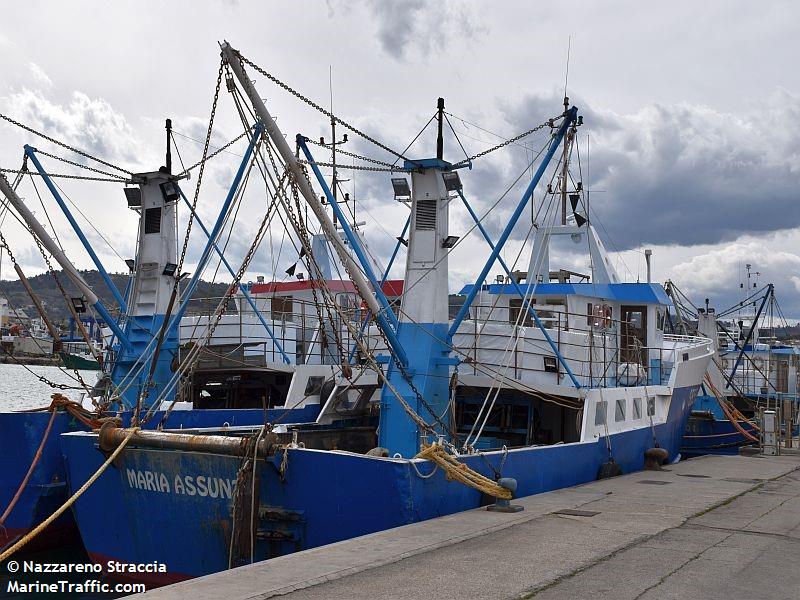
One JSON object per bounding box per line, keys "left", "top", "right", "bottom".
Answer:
{"left": 139, "top": 452, "right": 800, "bottom": 600}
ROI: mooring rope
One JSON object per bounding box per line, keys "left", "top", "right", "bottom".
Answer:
{"left": 415, "top": 444, "right": 512, "bottom": 500}
{"left": 0, "top": 427, "right": 139, "bottom": 561}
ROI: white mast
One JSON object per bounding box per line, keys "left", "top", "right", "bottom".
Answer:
{"left": 219, "top": 42, "right": 382, "bottom": 318}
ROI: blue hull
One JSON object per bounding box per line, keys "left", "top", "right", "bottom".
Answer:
{"left": 681, "top": 412, "right": 758, "bottom": 457}
{"left": 0, "top": 412, "right": 84, "bottom": 551}
{"left": 680, "top": 394, "right": 763, "bottom": 457}
{"left": 0, "top": 405, "right": 319, "bottom": 552}
{"left": 61, "top": 385, "right": 698, "bottom": 584}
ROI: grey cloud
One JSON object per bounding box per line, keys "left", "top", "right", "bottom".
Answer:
{"left": 361, "top": 0, "right": 488, "bottom": 61}
{"left": 3, "top": 87, "right": 145, "bottom": 169}
{"left": 665, "top": 234, "right": 800, "bottom": 320}
{"left": 448, "top": 90, "right": 800, "bottom": 251}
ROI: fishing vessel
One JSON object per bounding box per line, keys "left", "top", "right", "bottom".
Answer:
{"left": 667, "top": 279, "right": 800, "bottom": 456}
{"left": 57, "top": 42, "right": 713, "bottom": 584}
{"left": 0, "top": 102, "right": 377, "bottom": 551}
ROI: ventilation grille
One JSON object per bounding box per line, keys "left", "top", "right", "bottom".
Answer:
{"left": 144, "top": 207, "right": 161, "bottom": 234}
{"left": 415, "top": 200, "right": 437, "bottom": 230}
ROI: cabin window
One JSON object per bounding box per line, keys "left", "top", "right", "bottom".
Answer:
{"left": 543, "top": 356, "right": 558, "bottom": 373}
{"left": 647, "top": 397, "right": 656, "bottom": 416}
{"left": 594, "top": 400, "right": 607, "bottom": 426}
{"left": 304, "top": 376, "right": 325, "bottom": 396}
{"left": 509, "top": 298, "right": 534, "bottom": 326}
{"left": 272, "top": 296, "right": 293, "bottom": 320}
{"left": 587, "top": 303, "right": 613, "bottom": 328}
{"left": 338, "top": 295, "right": 356, "bottom": 317}
{"left": 633, "top": 397, "right": 642, "bottom": 419}
{"left": 542, "top": 298, "right": 567, "bottom": 330}
{"left": 657, "top": 308, "right": 666, "bottom": 331}
{"left": 615, "top": 398, "right": 626, "bottom": 422}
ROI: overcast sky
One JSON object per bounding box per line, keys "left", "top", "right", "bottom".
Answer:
{"left": 0, "top": 0, "right": 798, "bottom": 322}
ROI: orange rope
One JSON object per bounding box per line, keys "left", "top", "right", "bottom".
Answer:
{"left": 704, "top": 374, "right": 760, "bottom": 442}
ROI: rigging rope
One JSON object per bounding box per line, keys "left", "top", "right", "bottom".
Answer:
{"left": 183, "top": 130, "right": 250, "bottom": 174}
{"left": 450, "top": 117, "right": 561, "bottom": 169}
{"left": 704, "top": 373, "right": 760, "bottom": 442}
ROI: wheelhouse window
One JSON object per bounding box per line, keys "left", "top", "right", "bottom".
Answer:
{"left": 588, "top": 303, "right": 613, "bottom": 328}
{"left": 543, "top": 298, "right": 567, "bottom": 330}
{"left": 615, "top": 398, "right": 626, "bottom": 422}
{"left": 594, "top": 400, "right": 607, "bottom": 426}
{"left": 633, "top": 397, "right": 642, "bottom": 419}
{"left": 272, "top": 296, "right": 293, "bottom": 320}
{"left": 509, "top": 297, "right": 534, "bottom": 326}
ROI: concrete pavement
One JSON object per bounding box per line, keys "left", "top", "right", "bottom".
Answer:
{"left": 139, "top": 453, "right": 800, "bottom": 600}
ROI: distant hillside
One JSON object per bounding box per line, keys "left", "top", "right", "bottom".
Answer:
{"left": 0, "top": 269, "right": 230, "bottom": 325}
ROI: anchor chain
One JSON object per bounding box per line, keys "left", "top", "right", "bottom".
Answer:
{"left": 297, "top": 160, "right": 406, "bottom": 173}
{"left": 305, "top": 139, "right": 403, "bottom": 170}
{"left": 263, "top": 141, "right": 343, "bottom": 362}
{"left": 0, "top": 168, "right": 126, "bottom": 183}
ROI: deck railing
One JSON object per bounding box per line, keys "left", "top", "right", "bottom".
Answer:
{"left": 182, "top": 296, "right": 708, "bottom": 387}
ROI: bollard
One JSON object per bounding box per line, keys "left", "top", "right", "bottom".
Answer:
{"left": 487, "top": 477, "right": 523, "bottom": 513}
{"left": 644, "top": 447, "right": 669, "bottom": 470}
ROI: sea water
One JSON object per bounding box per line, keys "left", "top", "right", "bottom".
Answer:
{"left": 0, "top": 364, "right": 98, "bottom": 411}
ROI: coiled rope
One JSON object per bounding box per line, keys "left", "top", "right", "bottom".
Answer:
{"left": 415, "top": 444, "right": 512, "bottom": 500}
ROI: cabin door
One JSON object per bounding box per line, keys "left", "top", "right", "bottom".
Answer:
{"left": 620, "top": 305, "right": 647, "bottom": 364}
{"left": 777, "top": 358, "right": 789, "bottom": 393}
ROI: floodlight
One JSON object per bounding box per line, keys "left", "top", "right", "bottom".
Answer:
{"left": 391, "top": 178, "right": 411, "bottom": 200}
{"left": 160, "top": 180, "right": 180, "bottom": 202}
{"left": 442, "top": 171, "right": 462, "bottom": 192}
{"left": 124, "top": 188, "right": 142, "bottom": 207}
{"left": 441, "top": 235, "right": 460, "bottom": 249}
{"left": 71, "top": 297, "right": 87, "bottom": 314}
